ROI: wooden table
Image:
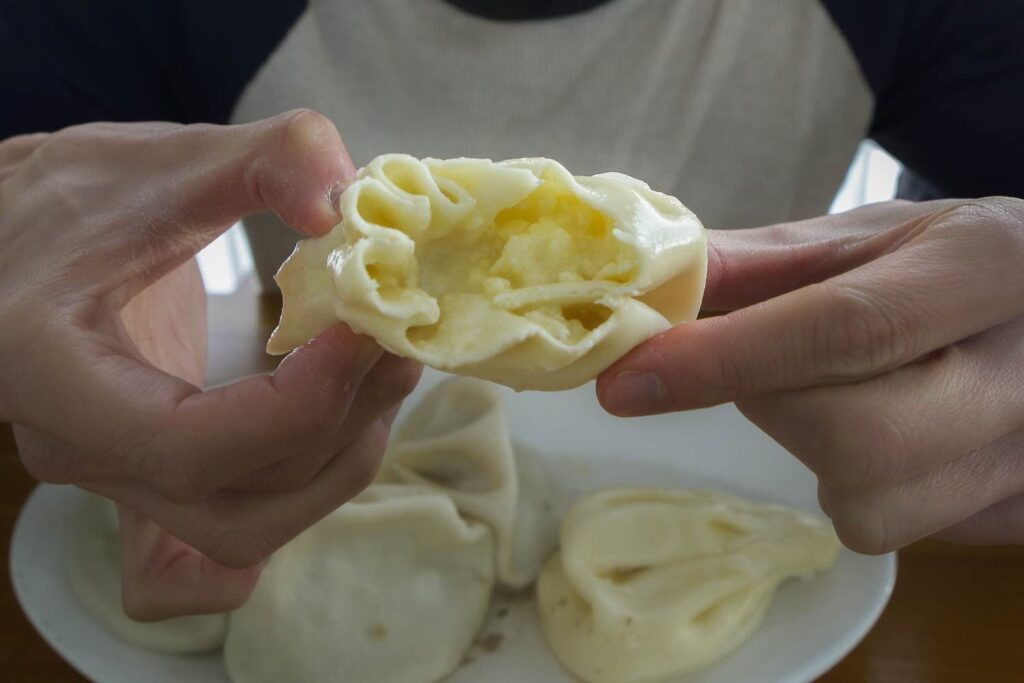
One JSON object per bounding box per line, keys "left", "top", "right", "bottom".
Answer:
{"left": 3, "top": 282, "right": 1024, "bottom": 682}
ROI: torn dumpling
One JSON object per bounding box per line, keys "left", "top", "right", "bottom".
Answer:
{"left": 267, "top": 154, "right": 707, "bottom": 391}
{"left": 536, "top": 488, "right": 840, "bottom": 683}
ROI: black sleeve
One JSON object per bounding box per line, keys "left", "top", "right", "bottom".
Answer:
{"left": 0, "top": 0, "right": 305, "bottom": 138}
{"left": 823, "top": 0, "right": 1024, "bottom": 200}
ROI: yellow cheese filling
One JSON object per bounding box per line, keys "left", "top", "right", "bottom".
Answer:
{"left": 355, "top": 168, "right": 639, "bottom": 346}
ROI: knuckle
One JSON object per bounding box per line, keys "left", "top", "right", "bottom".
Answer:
{"left": 20, "top": 451, "right": 70, "bottom": 483}
{"left": 372, "top": 358, "right": 423, "bottom": 407}
{"left": 830, "top": 498, "right": 895, "bottom": 555}
{"left": 690, "top": 314, "right": 750, "bottom": 393}
{"left": 821, "top": 408, "right": 909, "bottom": 490}
{"left": 281, "top": 108, "right": 336, "bottom": 144}
{"left": 205, "top": 526, "right": 274, "bottom": 570}
{"left": 817, "top": 281, "right": 915, "bottom": 378}
{"left": 16, "top": 432, "right": 83, "bottom": 484}
{"left": 951, "top": 198, "right": 1024, "bottom": 259}
{"left": 390, "top": 361, "right": 423, "bottom": 400}
{"left": 349, "top": 452, "right": 381, "bottom": 494}
{"left": 825, "top": 485, "right": 907, "bottom": 555}
{"left": 346, "top": 423, "right": 389, "bottom": 493}
{"left": 949, "top": 198, "right": 1024, "bottom": 230}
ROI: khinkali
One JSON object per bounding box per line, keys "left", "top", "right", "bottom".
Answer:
{"left": 66, "top": 493, "right": 228, "bottom": 653}
{"left": 537, "top": 488, "right": 840, "bottom": 683}
{"left": 380, "top": 376, "right": 558, "bottom": 588}
{"left": 223, "top": 484, "right": 495, "bottom": 683}
{"left": 267, "top": 154, "right": 707, "bottom": 390}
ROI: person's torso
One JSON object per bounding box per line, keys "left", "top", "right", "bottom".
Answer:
{"left": 232, "top": 0, "right": 872, "bottom": 231}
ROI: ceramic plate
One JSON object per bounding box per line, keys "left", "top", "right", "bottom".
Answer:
{"left": 11, "top": 368, "right": 895, "bottom": 682}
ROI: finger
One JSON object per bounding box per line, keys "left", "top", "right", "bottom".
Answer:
{"left": 733, "top": 318, "right": 1024, "bottom": 491}
{"left": 89, "top": 417, "right": 390, "bottom": 568}
{"left": 818, "top": 428, "right": 1024, "bottom": 554}
{"left": 703, "top": 199, "right": 958, "bottom": 311}
{"left": 148, "top": 324, "right": 382, "bottom": 499}
{"left": 160, "top": 109, "right": 355, "bottom": 238}
{"left": 599, "top": 201, "right": 1024, "bottom": 415}
{"left": 22, "top": 324, "right": 380, "bottom": 501}
{"left": 227, "top": 353, "right": 421, "bottom": 492}
{"left": 0, "top": 132, "right": 47, "bottom": 178}
{"left": 14, "top": 426, "right": 95, "bottom": 484}
{"left": 117, "top": 505, "right": 261, "bottom": 620}
{"left": 931, "top": 491, "right": 1024, "bottom": 545}
{"left": 15, "top": 110, "right": 356, "bottom": 297}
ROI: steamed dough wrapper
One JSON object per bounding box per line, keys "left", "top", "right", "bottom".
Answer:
{"left": 538, "top": 488, "right": 840, "bottom": 683}
{"left": 66, "top": 494, "right": 227, "bottom": 653}
{"left": 268, "top": 154, "right": 707, "bottom": 390}
{"left": 224, "top": 485, "right": 495, "bottom": 683}
{"left": 380, "top": 377, "right": 558, "bottom": 588}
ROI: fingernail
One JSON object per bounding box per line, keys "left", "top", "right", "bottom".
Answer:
{"left": 324, "top": 181, "right": 346, "bottom": 224}
{"left": 605, "top": 371, "right": 666, "bottom": 416}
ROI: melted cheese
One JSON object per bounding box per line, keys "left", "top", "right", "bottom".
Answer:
{"left": 268, "top": 154, "right": 706, "bottom": 390}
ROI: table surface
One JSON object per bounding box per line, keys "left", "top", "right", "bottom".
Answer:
{"left": 3, "top": 280, "right": 1024, "bottom": 682}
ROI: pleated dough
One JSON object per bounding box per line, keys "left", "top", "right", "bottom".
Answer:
{"left": 537, "top": 488, "right": 840, "bottom": 683}
{"left": 268, "top": 154, "right": 707, "bottom": 390}
{"left": 223, "top": 484, "right": 495, "bottom": 683}
{"left": 380, "top": 377, "right": 558, "bottom": 588}
{"left": 66, "top": 494, "right": 228, "bottom": 653}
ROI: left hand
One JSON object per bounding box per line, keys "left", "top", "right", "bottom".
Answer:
{"left": 113, "top": 258, "right": 261, "bottom": 618}
{"left": 598, "top": 196, "right": 1024, "bottom": 553}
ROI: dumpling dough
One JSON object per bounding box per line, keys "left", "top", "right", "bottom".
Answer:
{"left": 267, "top": 154, "right": 707, "bottom": 390}
{"left": 380, "top": 376, "right": 558, "bottom": 588}
{"left": 66, "top": 493, "right": 227, "bottom": 653}
{"left": 224, "top": 484, "right": 495, "bottom": 683}
{"left": 537, "top": 488, "right": 840, "bottom": 683}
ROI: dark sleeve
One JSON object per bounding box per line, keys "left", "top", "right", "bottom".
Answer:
{"left": 0, "top": 1, "right": 305, "bottom": 138}
{"left": 823, "top": 0, "right": 1024, "bottom": 200}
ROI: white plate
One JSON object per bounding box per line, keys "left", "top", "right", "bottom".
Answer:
{"left": 11, "top": 368, "right": 895, "bottom": 683}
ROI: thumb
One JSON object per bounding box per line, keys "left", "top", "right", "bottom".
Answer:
{"left": 85, "top": 110, "right": 356, "bottom": 297}
{"left": 702, "top": 199, "right": 957, "bottom": 311}
{"left": 163, "top": 108, "right": 357, "bottom": 238}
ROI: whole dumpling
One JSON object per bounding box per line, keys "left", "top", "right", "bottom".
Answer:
{"left": 267, "top": 154, "right": 707, "bottom": 390}
{"left": 537, "top": 488, "right": 840, "bottom": 683}
{"left": 379, "top": 377, "right": 558, "bottom": 588}
{"left": 224, "top": 484, "right": 495, "bottom": 683}
{"left": 66, "top": 493, "right": 228, "bottom": 653}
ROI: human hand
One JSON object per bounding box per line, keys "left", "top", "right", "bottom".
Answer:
{"left": 112, "top": 260, "right": 260, "bottom": 618}
{"left": 598, "top": 197, "right": 1024, "bottom": 553}
{"left": 0, "top": 112, "right": 423, "bottom": 611}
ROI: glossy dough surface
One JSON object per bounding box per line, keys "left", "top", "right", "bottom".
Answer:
{"left": 537, "top": 488, "right": 840, "bottom": 683}
{"left": 380, "top": 377, "right": 558, "bottom": 588}
{"left": 268, "top": 154, "right": 707, "bottom": 390}
{"left": 224, "top": 485, "right": 495, "bottom": 683}
{"left": 66, "top": 495, "right": 228, "bottom": 654}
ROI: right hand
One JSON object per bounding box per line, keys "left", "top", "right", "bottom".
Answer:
{"left": 0, "top": 111, "right": 422, "bottom": 605}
